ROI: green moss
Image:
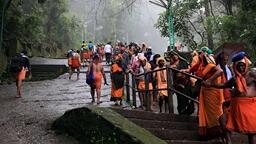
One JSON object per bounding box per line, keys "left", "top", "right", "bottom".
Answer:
{"left": 52, "top": 107, "right": 167, "bottom": 144}
{"left": 52, "top": 107, "right": 142, "bottom": 144}
{"left": 90, "top": 107, "right": 167, "bottom": 144}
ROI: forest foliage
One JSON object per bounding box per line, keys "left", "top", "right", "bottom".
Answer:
{"left": 155, "top": 0, "right": 256, "bottom": 58}
{"left": 1, "top": 0, "right": 82, "bottom": 58}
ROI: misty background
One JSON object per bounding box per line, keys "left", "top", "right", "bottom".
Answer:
{"left": 68, "top": 0, "right": 169, "bottom": 54}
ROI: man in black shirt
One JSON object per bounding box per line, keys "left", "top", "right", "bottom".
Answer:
{"left": 16, "top": 50, "right": 31, "bottom": 98}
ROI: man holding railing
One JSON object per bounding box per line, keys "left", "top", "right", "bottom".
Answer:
{"left": 169, "top": 50, "right": 194, "bottom": 115}
{"left": 210, "top": 52, "right": 256, "bottom": 144}
{"left": 137, "top": 55, "right": 153, "bottom": 109}
{"left": 183, "top": 47, "right": 225, "bottom": 139}
{"left": 150, "top": 54, "right": 161, "bottom": 105}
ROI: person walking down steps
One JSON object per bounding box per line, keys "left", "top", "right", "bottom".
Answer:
{"left": 87, "top": 54, "right": 108, "bottom": 105}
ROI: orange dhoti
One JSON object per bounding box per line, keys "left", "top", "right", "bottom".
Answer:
{"left": 155, "top": 68, "right": 168, "bottom": 97}
{"left": 110, "top": 64, "right": 124, "bottom": 101}
{"left": 111, "top": 86, "right": 123, "bottom": 101}
{"left": 226, "top": 97, "right": 256, "bottom": 134}
{"left": 83, "top": 52, "right": 90, "bottom": 59}
{"left": 197, "top": 63, "right": 224, "bottom": 137}
{"left": 158, "top": 82, "right": 167, "bottom": 97}
{"left": 93, "top": 72, "right": 102, "bottom": 89}
{"left": 138, "top": 81, "right": 153, "bottom": 90}
{"left": 199, "top": 86, "right": 224, "bottom": 137}
{"left": 71, "top": 58, "right": 81, "bottom": 69}
{"left": 17, "top": 67, "right": 26, "bottom": 81}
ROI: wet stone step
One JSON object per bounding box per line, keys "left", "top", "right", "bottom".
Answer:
{"left": 229, "top": 134, "right": 249, "bottom": 144}
{"left": 148, "top": 128, "right": 248, "bottom": 143}
{"left": 129, "top": 118, "right": 198, "bottom": 130}
{"left": 166, "top": 140, "right": 223, "bottom": 144}
{"left": 114, "top": 109, "right": 197, "bottom": 123}
{"left": 147, "top": 128, "right": 199, "bottom": 141}
{"left": 166, "top": 134, "right": 249, "bottom": 144}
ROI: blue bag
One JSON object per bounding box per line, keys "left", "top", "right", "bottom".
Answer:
{"left": 86, "top": 64, "right": 94, "bottom": 85}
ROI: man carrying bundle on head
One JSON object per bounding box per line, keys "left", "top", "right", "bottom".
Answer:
{"left": 80, "top": 42, "right": 91, "bottom": 66}
{"left": 88, "top": 41, "right": 94, "bottom": 59}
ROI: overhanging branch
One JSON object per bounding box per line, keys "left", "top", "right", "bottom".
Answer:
{"left": 149, "top": 0, "right": 167, "bottom": 9}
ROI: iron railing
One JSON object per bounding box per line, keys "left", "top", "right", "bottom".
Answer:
{"left": 125, "top": 66, "right": 202, "bottom": 113}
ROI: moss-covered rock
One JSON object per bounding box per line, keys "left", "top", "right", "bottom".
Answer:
{"left": 52, "top": 107, "right": 167, "bottom": 144}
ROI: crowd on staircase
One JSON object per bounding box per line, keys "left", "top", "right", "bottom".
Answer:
{"left": 65, "top": 40, "right": 256, "bottom": 144}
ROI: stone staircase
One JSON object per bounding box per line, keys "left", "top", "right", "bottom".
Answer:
{"left": 30, "top": 64, "right": 68, "bottom": 81}
{"left": 30, "top": 63, "right": 111, "bottom": 81}
{"left": 114, "top": 109, "right": 248, "bottom": 144}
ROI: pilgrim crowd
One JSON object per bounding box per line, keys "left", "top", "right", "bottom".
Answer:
{"left": 66, "top": 41, "right": 256, "bottom": 144}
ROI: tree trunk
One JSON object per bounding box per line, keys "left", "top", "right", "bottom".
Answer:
{"left": 204, "top": 0, "right": 214, "bottom": 49}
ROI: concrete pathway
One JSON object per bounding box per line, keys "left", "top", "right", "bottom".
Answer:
{"left": 0, "top": 72, "right": 129, "bottom": 144}
{"left": 0, "top": 58, "right": 122, "bottom": 144}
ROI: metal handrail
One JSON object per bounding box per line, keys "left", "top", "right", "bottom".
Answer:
{"left": 126, "top": 66, "right": 202, "bottom": 113}
{"left": 126, "top": 83, "right": 137, "bottom": 91}
{"left": 136, "top": 88, "right": 199, "bottom": 103}
{"left": 131, "top": 66, "right": 202, "bottom": 81}
{"left": 135, "top": 67, "right": 166, "bottom": 77}
{"left": 168, "top": 66, "right": 202, "bottom": 81}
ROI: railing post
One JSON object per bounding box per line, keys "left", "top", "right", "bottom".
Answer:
{"left": 144, "top": 73, "right": 151, "bottom": 111}
{"left": 167, "top": 67, "right": 174, "bottom": 113}
{"left": 126, "top": 72, "right": 130, "bottom": 103}
{"left": 132, "top": 74, "right": 137, "bottom": 108}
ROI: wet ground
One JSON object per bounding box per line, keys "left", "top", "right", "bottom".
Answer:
{"left": 0, "top": 71, "right": 126, "bottom": 144}
{"left": 0, "top": 58, "right": 117, "bottom": 144}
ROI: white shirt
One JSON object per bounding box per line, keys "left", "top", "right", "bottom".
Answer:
{"left": 104, "top": 44, "right": 112, "bottom": 53}
{"left": 93, "top": 45, "right": 97, "bottom": 53}
{"left": 137, "top": 53, "right": 144, "bottom": 57}
{"left": 217, "top": 64, "right": 232, "bottom": 81}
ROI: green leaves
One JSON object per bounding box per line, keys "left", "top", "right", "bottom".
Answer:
{"left": 155, "top": 0, "right": 204, "bottom": 50}
{"left": 155, "top": 12, "right": 168, "bottom": 37}
{"left": 3, "top": 0, "right": 82, "bottom": 57}
{"left": 155, "top": 0, "right": 256, "bottom": 52}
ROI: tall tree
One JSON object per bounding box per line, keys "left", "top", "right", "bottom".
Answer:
{"left": 2, "top": 0, "right": 82, "bottom": 57}
{"left": 155, "top": 0, "right": 256, "bottom": 62}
